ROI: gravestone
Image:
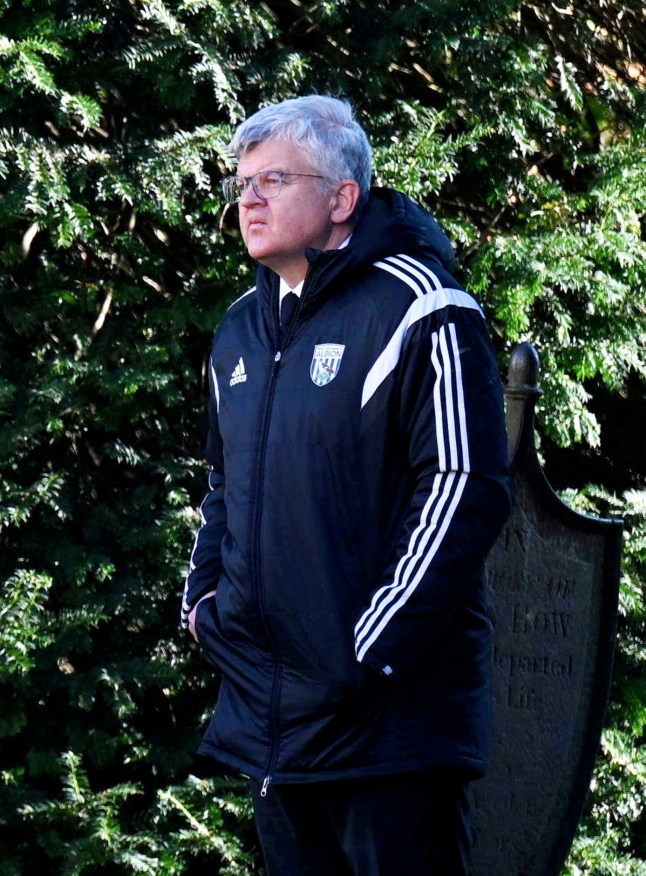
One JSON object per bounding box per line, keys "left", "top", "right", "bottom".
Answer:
{"left": 471, "top": 342, "right": 623, "bottom": 876}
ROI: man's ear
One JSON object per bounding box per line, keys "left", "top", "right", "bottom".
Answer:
{"left": 330, "top": 180, "right": 361, "bottom": 225}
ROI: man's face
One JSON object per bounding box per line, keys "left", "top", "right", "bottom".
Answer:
{"left": 236, "top": 138, "right": 338, "bottom": 286}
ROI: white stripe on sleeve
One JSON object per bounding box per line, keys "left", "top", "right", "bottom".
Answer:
{"left": 393, "top": 254, "right": 444, "bottom": 292}
{"left": 227, "top": 285, "right": 256, "bottom": 310}
{"left": 354, "top": 322, "right": 471, "bottom": 661}
{"left": 373, "top": 259, "right": 425, "bottom": 298}
{"left": 180, "top": 468, "right": 218, "bottom": 627}
{"left": 210, "top": 358, "right": 220, "bottom": 413}
{"left": 361, "top": 283, "right": 482, "bottom": 410}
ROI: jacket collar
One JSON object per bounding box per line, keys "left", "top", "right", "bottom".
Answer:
{"left": 255, "top": 187, "right": 455, "bottom": 325}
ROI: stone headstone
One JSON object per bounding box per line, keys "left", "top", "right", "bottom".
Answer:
{"left": 471, "top": 342, "right": 623, "bottom": 876}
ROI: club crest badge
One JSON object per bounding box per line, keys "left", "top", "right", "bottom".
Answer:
{"left": 310, "top": 344, "right": 345, "bottom": 387}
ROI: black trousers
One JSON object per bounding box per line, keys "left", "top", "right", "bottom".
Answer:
{"left": 251, "top": 769, "right": 472, "bottom": 876}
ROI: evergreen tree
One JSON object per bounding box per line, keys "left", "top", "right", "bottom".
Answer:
{"left": 0, "top": 0, "right": 644, "bottom": 872}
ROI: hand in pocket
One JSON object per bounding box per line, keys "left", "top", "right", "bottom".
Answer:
{"left": 188, "top": 590, "right": 216, "bottom": 641}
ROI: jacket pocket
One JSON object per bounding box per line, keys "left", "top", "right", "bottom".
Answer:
{"left": 195, "top": 595, "right": 223, "bottom": 669}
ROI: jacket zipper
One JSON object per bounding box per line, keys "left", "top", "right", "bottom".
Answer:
{"left": 253, "top": 345, "right": 285, "bottom": 797}
{"left": 255, "top": 289, "right": 306, "bottom": 796}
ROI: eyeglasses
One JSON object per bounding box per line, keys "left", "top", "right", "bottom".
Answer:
{"left": 221, "top": 171, "right": 325, "bottom": 204}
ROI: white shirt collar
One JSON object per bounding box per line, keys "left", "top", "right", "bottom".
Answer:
{"left": 278, "top": 235, "right": 352, "bottom": 303}
{"left": 279, "top": 278, "right": 304, "bottom": 302}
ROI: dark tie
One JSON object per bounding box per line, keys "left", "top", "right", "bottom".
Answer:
{"left": 280, "top": 291, "right": 299, "bottom": 342}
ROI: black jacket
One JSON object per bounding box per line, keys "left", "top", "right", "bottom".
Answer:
{"left": 182, "top": 188, "right": 511, "bottom": 789}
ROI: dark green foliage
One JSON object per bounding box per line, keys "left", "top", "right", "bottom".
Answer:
{"left": 0, "top": 1, "right": 261, "bottom": 872}
{"left": 0, "top": 0, "right": 644, "bottom": 872}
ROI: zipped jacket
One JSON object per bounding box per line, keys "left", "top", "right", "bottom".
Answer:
{"left": 182, "top": 188, "right": 511, "bottom": 788}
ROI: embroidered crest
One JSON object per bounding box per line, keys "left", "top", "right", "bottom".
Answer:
{"left": 310, "top": 344, "right": 345, "bottom": 387}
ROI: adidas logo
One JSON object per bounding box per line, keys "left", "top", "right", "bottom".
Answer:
{"left": 230, "top": 357, "right": 247, "bottom": 387}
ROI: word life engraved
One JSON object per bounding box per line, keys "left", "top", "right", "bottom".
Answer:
{"left": 470, "top": 343, "right": 622, "bottom": 876}
{"left": 490, "top": 514, "right": 586, "bottom": 717}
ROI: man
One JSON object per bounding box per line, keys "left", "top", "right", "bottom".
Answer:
{"left": 182, "top": 95, "right": 511, "bottom": 875}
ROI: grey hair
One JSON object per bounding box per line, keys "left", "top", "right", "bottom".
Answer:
{"left": 229, "top": 95, "right": 373, "bottom": 213}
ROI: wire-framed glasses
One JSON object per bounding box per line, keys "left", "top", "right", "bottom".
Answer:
{"left": 221, "top": 171, "right": 325, "bottom": 204}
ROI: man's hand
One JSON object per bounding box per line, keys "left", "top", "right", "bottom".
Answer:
{"left": 188, "top": 590, "right": 216, "bottom": 641}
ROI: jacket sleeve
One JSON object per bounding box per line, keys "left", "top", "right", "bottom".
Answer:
{"left": 354, "top": 302, "right": 511, "bottom": 675}
{"left": 180, "top": 354, "right": 226, "bottom": 629}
